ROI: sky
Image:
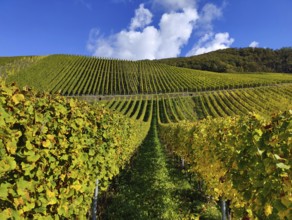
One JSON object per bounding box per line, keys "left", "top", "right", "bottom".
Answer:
{"left": 0, "top": 0, "right": 292, "bottom": 60}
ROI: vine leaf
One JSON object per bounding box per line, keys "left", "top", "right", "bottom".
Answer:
{"left": 12, "top": 94, "right": 25, "bottom": 104}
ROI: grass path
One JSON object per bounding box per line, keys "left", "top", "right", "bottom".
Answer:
{"left": 101, "top": 112, "right": 221, "bottom": 219}
{"left": 103, "top": 116, "right": 181, "bottom": 219}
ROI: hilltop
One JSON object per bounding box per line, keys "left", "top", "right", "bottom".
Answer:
{"left": 158, "top": 47, "right": 292, "bottom": 73}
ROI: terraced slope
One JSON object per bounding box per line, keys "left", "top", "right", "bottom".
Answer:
{"left": 5, "top": 54, "right": 292, "bottom": 95}
{"left": 105, "top": 84, "right": 292, "bottom": 123}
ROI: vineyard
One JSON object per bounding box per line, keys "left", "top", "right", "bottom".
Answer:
{"left": 5, "top": 54, "right": 292, "bottom": 95}
{"left": 0, "top": 54, "right": 291, "bottom": 219}
{"left": 105, "top": 84, "right": 292, "bottom": 122}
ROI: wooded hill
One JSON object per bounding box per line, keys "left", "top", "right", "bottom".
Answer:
{"left": 158, "top": 47, "right": 292, "bottom": 73}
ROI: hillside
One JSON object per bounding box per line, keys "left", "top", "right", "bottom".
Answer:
{"left": 158, "top": 47, "right": 292, "bottom": 73}
{"left": 2, "top": 54, "right": 292, "bottom": 96}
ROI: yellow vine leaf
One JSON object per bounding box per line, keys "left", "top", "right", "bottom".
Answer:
{"left": 47, "top": 134, "right": 55, "bottom": 141}
{"left": 48, "top": 198, "right": 58, "bottom": 205}
{"left": 69, "top": 99, "right": 76, "bottom": 108}
{"left": 42, "top": 139, "right": 51, "bottom": 148}
{"left": 264, "top": 203, "right": 273, "bottom": 216}
{"left": 6, "top": 140, "right": 17, "bottom": 154}
{"left": 46, "top": 190, "right": 55, "bottom": 199}
{"left": 14, "top": 197, "right": 24, "bottom": 208}
{"left": 11, "top": 94, "right": 25, "bottom": 105}
{"left": 71, "top": 184, "right": 82, "bottom": 191}
{"left": 214, "top": 188, "right": 220, "bottom": 193}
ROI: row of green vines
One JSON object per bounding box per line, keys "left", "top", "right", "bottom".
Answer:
{"left": 0, "top": 82, "right": 149, "bottom": 219}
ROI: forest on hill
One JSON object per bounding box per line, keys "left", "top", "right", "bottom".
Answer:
{"left": 158, "top": 47, "right": 292, "bottom": 73}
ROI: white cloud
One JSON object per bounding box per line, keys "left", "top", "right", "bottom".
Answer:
{"left": 152, "top": 0, "right": 196, "bottom": 11}
{"left": 130, "top": 4, "right": 153, "bottom": 30}
{"left": 87, "top": 5, "right": 198, "bottom": 60}
{"left": 112, "top": 27, "right": 160, "bottom": 60}
{"left": 87, "top": 1, "right": 234, "bottom": 59}
{"left": 157, "top": 8, "right": 198, "bottom": 58}
{"left": 185, "top": 2, "right": 232, "bottom": 56}
{"left": 197, "top": 3, "right": 222, "bottom": 33}
{"left": 187, "top": 32, "right": 234, "bottom": 56}
{"left": 249, "top": 41, "right": 259, "bottom": 48}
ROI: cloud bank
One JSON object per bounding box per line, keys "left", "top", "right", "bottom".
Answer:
{"left": 87, "top": 1, "right": 234, "bottom": 60}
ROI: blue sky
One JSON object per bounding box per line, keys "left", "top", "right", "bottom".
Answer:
{"left": 0, "top": 0, "right": 291, "bottom": 60}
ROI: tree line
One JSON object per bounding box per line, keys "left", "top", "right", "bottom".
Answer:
{"left": 158, "top": 47, "right": 292, "bottom": 73}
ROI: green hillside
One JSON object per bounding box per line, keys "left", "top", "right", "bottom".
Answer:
{"left": 3, "top": 54, "right": 292, "bottom": 96}
{"left": 158, "top": 47, "right": 292, "bottom": 73}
